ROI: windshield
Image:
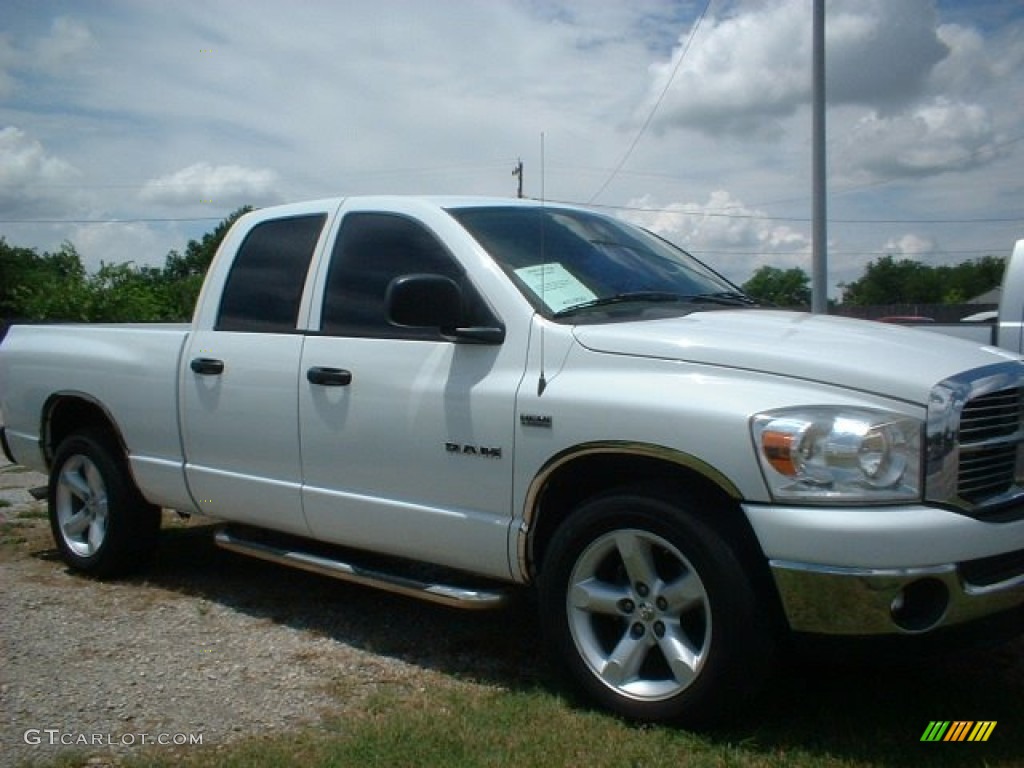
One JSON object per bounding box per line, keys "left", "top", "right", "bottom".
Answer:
{"left": 448, "top": 205, "right": 752, "bottom": 322}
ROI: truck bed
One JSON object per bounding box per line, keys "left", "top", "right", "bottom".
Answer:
{"left": 0, "top": 323, "right": 192, "bottom": 509}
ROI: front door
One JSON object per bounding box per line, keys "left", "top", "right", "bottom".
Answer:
{"left": 298, "top": 208, "right": 524, "bottom": 578}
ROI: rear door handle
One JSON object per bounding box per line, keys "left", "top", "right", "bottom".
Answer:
{"left": 190, "top": 357, "right": 225, "bottom": 375}
{"left": 307, "top": 366, "right": 352, "bottom": 386}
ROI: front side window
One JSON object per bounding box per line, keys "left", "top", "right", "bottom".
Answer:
{"left": 449, "top": 206, "right": 753, "bottom": 322}
{"left": 321, "top": 212, "right": 491, "bottom": 338}
{"left": 216, "top": 214, "right": 326, "bottom": 332}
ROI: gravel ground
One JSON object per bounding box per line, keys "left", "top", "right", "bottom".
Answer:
{"left": 0, "top": 460, "right": 542, "bottom": 767}
{"left": 4, "top": 459, "right": 1024, "bottom": 766}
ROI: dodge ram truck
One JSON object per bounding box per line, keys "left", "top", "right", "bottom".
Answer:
{"left": 2, "top": 196, "right": 1023, "bottom": 725}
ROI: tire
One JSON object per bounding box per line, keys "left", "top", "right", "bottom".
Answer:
{"left": 538, "top": 488, "right": 775, "bottom": 726}
{"left": 48, "top": 430, "right": 160, "bottom": 578}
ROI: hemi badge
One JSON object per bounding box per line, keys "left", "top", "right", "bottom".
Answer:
{"left": 520, "top": 414, "right": 553, "bottom": 428}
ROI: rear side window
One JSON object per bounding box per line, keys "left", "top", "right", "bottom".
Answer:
{"left": 216, "top": 214, "right": 326, "bottom": 332}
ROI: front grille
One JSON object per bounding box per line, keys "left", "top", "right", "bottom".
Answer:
{"left": 926, "top": 363, "right": 1024, "bottom": 515}
{"left": 957, "top": 386, "right": 1024, "bottom": 507}
{"left": 959, "top": 388, "right": 1022, "bottom": 442}
{"left": 959, "top": 444, "right": 1018, "bottom": 502}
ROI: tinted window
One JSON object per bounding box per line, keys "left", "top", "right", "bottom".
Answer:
{"left": 321, "top": 212, "right": 485, "bottom": 338}
{"left": 217, "top": 214, "right": 326, "bottom": 332}
{"left": 450, "top": 206, "right": 744, "bottom": 321}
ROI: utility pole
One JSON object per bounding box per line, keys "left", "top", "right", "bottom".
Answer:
{"left": 513, "top": 158, "right": 524, "bottom": 198}
{"left": 811, "top": 0, "right": 828, "bottom": 314}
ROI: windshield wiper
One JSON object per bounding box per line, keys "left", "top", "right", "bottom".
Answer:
{"left": 683, "top": 291, "right": 759, "bottom": 306}
{"left": 553, "top": 292, "right": 688, "bottom": 318}
{"left": 554, "top": 290, "right": 757, "bottom": 318}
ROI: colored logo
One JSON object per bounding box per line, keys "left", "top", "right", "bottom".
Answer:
{"left": 921, "top": 721, "right": 996, "bottom": 742}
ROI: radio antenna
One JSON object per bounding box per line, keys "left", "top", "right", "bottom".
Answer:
{"left": 537, "top": 131, "right": 548, "bottom": 396}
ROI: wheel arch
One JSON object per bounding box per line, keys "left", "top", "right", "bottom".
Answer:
{"left": 520, "top": 442, "right": 764, "bottom": 585}
{"left": 42, "top": 392, "right": 128, "bottom": 468}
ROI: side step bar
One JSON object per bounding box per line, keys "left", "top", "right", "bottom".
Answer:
{"left": 214, "top": 527, "right": 511, "bottom": 611}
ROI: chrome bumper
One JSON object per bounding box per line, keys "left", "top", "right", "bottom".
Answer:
{"left": 771, "top": 558, "right": 1024, "bottom": 635}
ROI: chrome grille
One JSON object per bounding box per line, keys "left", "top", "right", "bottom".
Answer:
{"left": 957, "top": 387, "right": 1023, "bottom": 503}
{"left": 959, "top": 388, "right": 1022, "bottom": 442}
{"left": 926, "top": 363, "right": 1024, "bottom": 517}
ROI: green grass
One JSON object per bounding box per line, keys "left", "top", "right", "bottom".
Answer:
{"left": 36, "top": 658, "right": 1016, "bottom": 768}
{"left": 0, "top": 521, "right": 30, "bottom": 547}
{"left": 10, "top": 520, "right": 1021, "bottom": 768}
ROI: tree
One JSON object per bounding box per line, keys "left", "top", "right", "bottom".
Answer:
{"left": 161, "top": 205, "right": 252, "bottom": 319}
{"left": 4, "top": 242, "right": 91, "bottom": 321}
{"left": 163, "top": 205, "right": 252, "bottom": 279}
{"left": 86, "top": 262, "right": 169, "bottom": 322}
{"left": 944, "top": 255, "right": 1005, "bottom": 303}
{"left": 840, "top": 254, "right": 1004, "bottom": 306}
{"left": 1, "top": 207, "right": 253, "bottom": 323}
{"left": 742, "top": 266, "right": 811, "bottom": 306}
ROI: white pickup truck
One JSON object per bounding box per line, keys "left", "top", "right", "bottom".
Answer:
{"left": 2, "top": 196, "right": 1023, "bottom": 725}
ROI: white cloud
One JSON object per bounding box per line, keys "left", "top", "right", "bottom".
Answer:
{"left": 645, "top": 1, "right": 810, "bottom": 138}
{"left": 881, "top": 233, "right": 937, "bottom": 258}
{"left": 0, "top": 1, "right": 1020, "bottom": 299}
{"left": 69, "top": 221, "right": 177, "bottom": 272}
{"left": 621, "top": 191, "right": 811, "bottom": 283}
{"left": 825, "top": 0, "right": 947, "bottom": 109}
{"left": 0, "top": 125, "right": 83, "bottom": 216}
{"left": 645, "top": 0, "right": 949, "bottom": 138}
{"left": 839, "top": 98, "right": 1001, "bottom": 181}
{"left": 930, "top": 23, "right": 993, "bottom": 95}
{"left": 140, "top": 163, "right": 280, "bottom": 208}
{"left": 0, "top": 17, "right": 94, "bottom": 100}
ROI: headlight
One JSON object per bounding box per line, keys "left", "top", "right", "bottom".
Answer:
{"left": 751, "top": 408, "right": 922, "bottom": 503}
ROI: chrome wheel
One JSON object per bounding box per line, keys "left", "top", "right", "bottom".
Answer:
{"left": 540, "top": 489, "right": 774, "bottom": 724}
{"left": 55, "top": 454, "right": 109, "bottom": 557}
{"left": 567, "top": 528, "right": 711, "bottom": 702}
{"left": 48, "top": 430, "right": 161, "bottom": 577}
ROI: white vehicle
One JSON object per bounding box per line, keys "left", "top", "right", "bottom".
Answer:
{"left": 2, "top": 197, "right": 1023, "bottom": 725}
{"left": 907, "top": 239, "right": 1024, "bottom": 349}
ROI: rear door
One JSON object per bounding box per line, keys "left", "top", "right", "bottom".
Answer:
{"left": 181, "top": 209, "right": 329, "bottom": 534}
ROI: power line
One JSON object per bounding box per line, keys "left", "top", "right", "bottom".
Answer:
{"left": 5, "top": 203, "right": 1023, "bottom": 227}
{"left": 552, "top": 198, "right": 1024, "bottom": 225}
{"left": 588, "top": 0, "right": 714, "bottom": 203}
{"left": 692, "top": 247, "right": 1008, "bottom": 257}
{"left": 0, "top": 216, "right": 225, "bottom": 224}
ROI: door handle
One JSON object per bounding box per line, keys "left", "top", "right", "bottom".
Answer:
{"left": 307, "top": 366, "right": 352, "bottom": 386}
{"left": 190, "top": 357, "right": 225, "bottom": 375}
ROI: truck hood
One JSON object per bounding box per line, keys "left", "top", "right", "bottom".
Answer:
{"left": 572, "top": 310, "right": 1020, "bottom": 404}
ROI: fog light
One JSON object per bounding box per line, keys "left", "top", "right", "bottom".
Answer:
{"left": 890, "top": 578, "right": 949, "bottom": 632}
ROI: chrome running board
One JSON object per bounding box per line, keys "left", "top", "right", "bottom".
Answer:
{"left": 214, "top": 527, "right": 511, "bottom": 610}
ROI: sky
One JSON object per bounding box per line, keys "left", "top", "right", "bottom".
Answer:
{"left": 2, "top": 0, "right": 1023, "bottom": 298}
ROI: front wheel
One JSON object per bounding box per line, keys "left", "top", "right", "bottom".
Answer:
{"left": 48, "top": 430, "right": 160, "bottom": 577}
{"left": 538, "top": 490, "right": 775, "bottom": 726}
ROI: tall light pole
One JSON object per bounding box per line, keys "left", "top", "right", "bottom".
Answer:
{"left": 811, "top": 0, "right": 828, "bottom": 314}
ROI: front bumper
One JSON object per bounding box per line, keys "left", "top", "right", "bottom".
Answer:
{"left": 744, "top": 503, "right": 1024, "bottom": 635}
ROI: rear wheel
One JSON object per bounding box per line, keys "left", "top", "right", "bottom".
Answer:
{"left": 539, "top": 489, "right": 774, "bottom": 726}
{"left": 49, "top": 431, "right": 160, "bottom": 577}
